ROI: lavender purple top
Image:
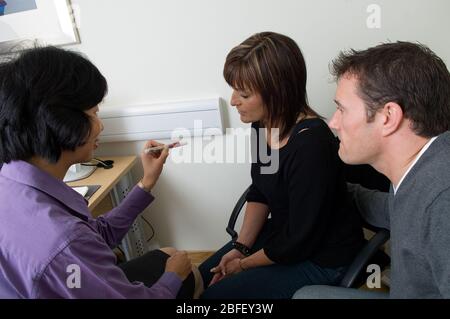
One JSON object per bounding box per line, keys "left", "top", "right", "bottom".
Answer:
{"left": 0, "top": 160, "right": 182, "bottom": 298}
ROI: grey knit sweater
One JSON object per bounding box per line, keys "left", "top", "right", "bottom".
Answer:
{"left": 349, "top": 131, "right": 450, "bottom": 298}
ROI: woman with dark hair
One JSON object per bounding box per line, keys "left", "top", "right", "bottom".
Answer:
{"left": 198, "top": 32, "right": 365, "bottom": 299}
{"left": 0, "top": 46, "right": 198, "bottom": 298}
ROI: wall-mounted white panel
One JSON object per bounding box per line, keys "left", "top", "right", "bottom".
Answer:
{"left": 98, "top": 98, "right": 223, "bottom": 142}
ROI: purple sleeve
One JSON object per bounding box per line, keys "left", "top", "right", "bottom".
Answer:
{"left": 36, "top": 230, "right": 182, "bottom": 299}
{"left": 87, "top": 186, "right": 154, "bottom": 248}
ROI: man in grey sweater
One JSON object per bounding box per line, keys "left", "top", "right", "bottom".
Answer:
{"left": 294, "top": 41, "right": 450, "bottom": 298}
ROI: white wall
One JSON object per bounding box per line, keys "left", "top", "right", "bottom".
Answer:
{"left": 69, "top": 0, "right": 450, "bottom": 250}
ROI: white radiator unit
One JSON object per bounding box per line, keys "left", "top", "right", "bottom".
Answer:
{"left": 98, "top": 98, "right": 224, "bottom": 143}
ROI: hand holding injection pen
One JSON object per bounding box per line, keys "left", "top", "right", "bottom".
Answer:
{"left": 144, "top": 141, "right": 187, "bottom": 154}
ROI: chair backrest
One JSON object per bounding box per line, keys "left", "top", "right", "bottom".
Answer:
{"left": 340, "top": 161, "right": 391, "bottom": 288}
{"left": 338, "top": 225, "right": 390, "bottom": 288}
{"left": 226, "top": 186, "right": 250, "bottom": 240}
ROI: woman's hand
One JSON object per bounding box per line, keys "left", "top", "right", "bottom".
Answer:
{"left": 209, "top": 249, "right": 244, "bottom": 286}
{"left": 140, "top": 140, "right": 169, "bottom": 191}
{"left": 224, "top": 258, "right": 244, "bottom": 276}
{"left": 165, "top": 250, "right": 192, "bottom": 281}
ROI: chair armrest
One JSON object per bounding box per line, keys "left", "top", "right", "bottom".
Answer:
{"left": 226, "top": 186, "right": 251, "bottom": 240}
{"left": 339, "top": 228, "right": 390, "bottom": 288}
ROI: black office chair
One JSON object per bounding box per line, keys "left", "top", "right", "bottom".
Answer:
{"left": 226, "top": 164, "right": 391, "bottom": 289}
{"left": 340, "top": 163, "right": 391, "bottom": 288}
{"left": 338, "top": 222, "right": 390, "bottom": 288}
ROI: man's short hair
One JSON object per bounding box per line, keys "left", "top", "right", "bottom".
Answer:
{"left": 331, "top": 41, "right": 450, "bottom": 137}
{"left": 0, "top": 46, "right": 107, "bottom": 164}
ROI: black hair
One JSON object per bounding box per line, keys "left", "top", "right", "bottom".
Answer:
{"left": 0, "top": 46, "right": 108, "bottom": 163}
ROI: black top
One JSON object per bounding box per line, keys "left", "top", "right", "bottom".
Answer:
{"left": 247, "top": 118, "right": 364, "bottom": 267}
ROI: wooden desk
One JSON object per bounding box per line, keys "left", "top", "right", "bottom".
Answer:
{"left": 68, "top": 155, "right": 148, "bottom": 260}
{"left": 67, "top": 156, "right": 137, "bottom": 211}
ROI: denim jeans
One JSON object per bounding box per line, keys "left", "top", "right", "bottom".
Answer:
{"left": 199, "top": 221, "right": 347, "bottom": 299}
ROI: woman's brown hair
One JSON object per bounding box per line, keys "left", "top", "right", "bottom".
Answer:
{"left": 224, "top": 31, "right": 319, "bottom": 140}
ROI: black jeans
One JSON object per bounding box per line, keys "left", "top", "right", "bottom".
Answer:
{"left": 119, "top": 249, "right": 195, "bottom": 299}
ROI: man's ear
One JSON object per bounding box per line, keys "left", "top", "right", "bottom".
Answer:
{"left": 380, "top": 102, "right": 403, "bottom": 137}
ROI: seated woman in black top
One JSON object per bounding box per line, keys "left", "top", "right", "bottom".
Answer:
{"left": 198, "top": 32, "right": 365, "bottom": 299}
